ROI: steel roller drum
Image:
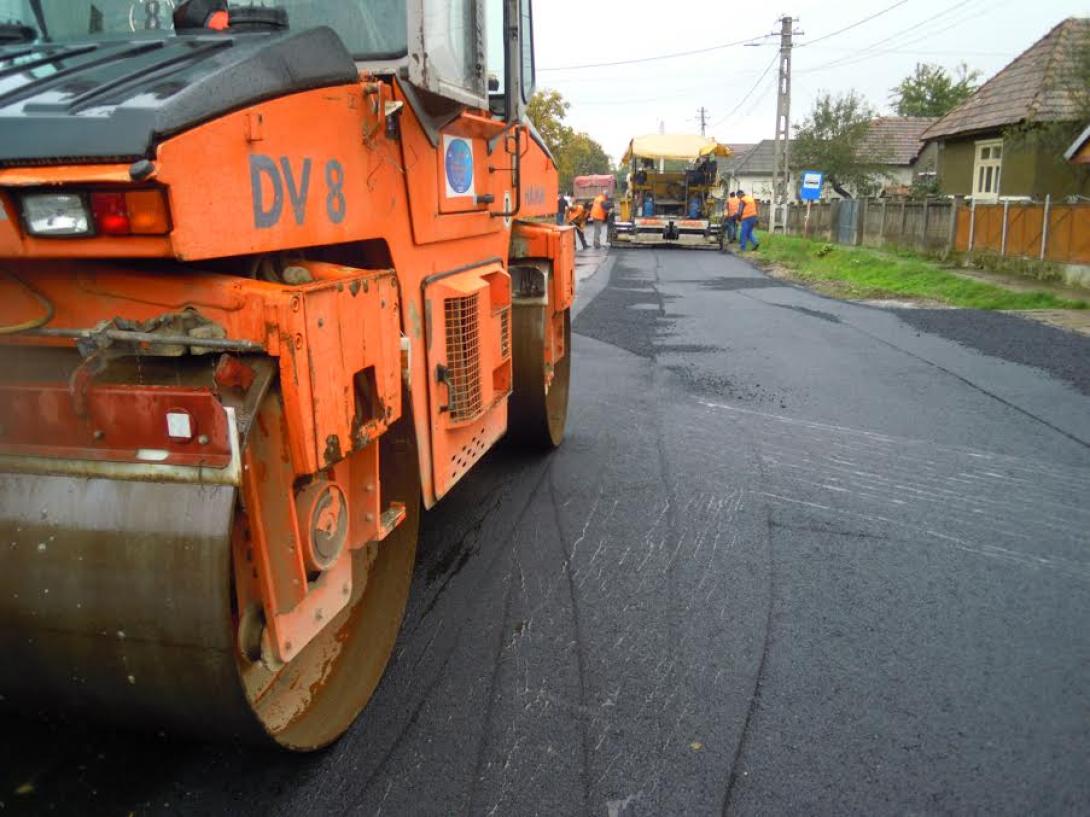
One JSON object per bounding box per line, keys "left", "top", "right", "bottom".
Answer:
{"left": 0, "top": 475, "right": 258, "bottom": 737}
{"left": 510, "top": 307, "right": 572, "bottom": 448}
{"left": 0, "top": 420, "right": 420, "bottom": 749}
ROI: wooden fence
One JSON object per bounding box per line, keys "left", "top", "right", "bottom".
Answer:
{"left": 956, "top": 199, "right": 1090, "bottom": 264}
{"left": 758, "top": 197, "right": 1090, "bottom": 266}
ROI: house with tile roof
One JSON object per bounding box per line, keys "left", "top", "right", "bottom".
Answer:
{"left": 857, "top": 116, "right": 938, "bottom": 195}
{"left": 720, "top": 119, "right": 934, "bottom": 201}
{"left": 921, "top": 17, "right": 1090, "bottom": 200}
{"left": 719, "top": 140, "right": 787, "bottom": 200}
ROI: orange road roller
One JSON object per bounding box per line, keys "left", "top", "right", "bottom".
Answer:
{"left": 0, "top": 0, "right": 572, "bottom": 750}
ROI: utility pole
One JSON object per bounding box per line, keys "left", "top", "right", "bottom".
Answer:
{"left": 696, "top": 106, "right": 709, "bottom": 136}
{"left": 770, "top": 15, "right": 800, "bottom": 233}
{"left": 658, "top": 118, "right": 665, "bottom": 173}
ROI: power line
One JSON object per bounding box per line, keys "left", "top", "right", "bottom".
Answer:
{"left": 709, "top": 52, "right": 778, "bottom": 129}
{"left": 797, "top": 0, "right": 982, "bottom": 74}
{"left": 806, "top": 11, "right": 976, "bottom": 72}
{"left": 538, "top": 0, "right": 910, "bottom": 73}
{"left": 800, "top": 14, "right": 986, "bottom": 75}
{"left": 866, "top": 0, "right": 1015, "bottom": 58}
{"left": 563, "top": 0, "right": 911, "bottom": 74}
{"left": 541, "top": 64, "right": 773, "bottom": 87}
{"left": 798, "top": 0, "right": 910, "bottom": 48}
{"left": 804, "top": 47, "right": 1008, "bottom": 57}
{"left": 538, "top": 33, "right": 767, "bottom": 72}
{"left": 559, "top": 72, "right": 765, "bottom": 106}
{"left": 746, "top": 73, "right": 779, "bottom": 117}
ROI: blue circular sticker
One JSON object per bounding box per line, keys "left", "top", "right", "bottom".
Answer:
{"left": 445, "top": 139, "right": 474, "bottom": 195}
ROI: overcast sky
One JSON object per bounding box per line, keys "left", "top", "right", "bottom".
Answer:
{"left": 533, "top": 0, "right": 1089, "bottom": 164}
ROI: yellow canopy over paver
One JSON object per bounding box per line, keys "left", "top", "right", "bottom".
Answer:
{"left": 622, "top": 134, "right": 732, "bottom": 163}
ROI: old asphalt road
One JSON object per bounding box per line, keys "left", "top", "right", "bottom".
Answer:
{"left": 4, "top": 246, "right": 1090, "bottom": 817}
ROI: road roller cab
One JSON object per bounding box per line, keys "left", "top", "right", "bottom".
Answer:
{"left": 0, "top": 0, "right": 573, "bottom": 750}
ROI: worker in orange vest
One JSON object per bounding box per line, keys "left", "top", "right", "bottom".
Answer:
{"left": 737, "top": 190, "right": 760, "bottom": 253}
{"left": 565, "top": 200, "right": 589, "bottom": 250}
{"left": 723, "top": 192, "right": 739, "bottom": 244}
{"left": 590, "top": 191, "right": 610, "bottom": 249}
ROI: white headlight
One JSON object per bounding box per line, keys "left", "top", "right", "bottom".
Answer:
{"left": 22, "top": 193, "right": 92, "bottom": 237}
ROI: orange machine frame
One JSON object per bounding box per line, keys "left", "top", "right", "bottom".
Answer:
{"left": 0, "top": 73, "right": 573, "bottom": 664}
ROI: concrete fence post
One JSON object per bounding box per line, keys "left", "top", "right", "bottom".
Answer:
{"left": 900, "top": 200, "right": 907, "bottom": 247}
{"left": 880, "top": 200, "right": 887, "bottom": 246}
{"left": 945, "top": 197, "right": 958, "bottom": 259}
{"left": 1000, "top": 199, "right": 1010, "bottom": 257}
{"left": 968, "top": 198, "right": 976, "bottom": 253}
{"left": 1040, "top": 194, "right": 1051, "bottom": 260}
{"left": 922, "top": 198, "right": 930, "bottom": 252}
{"left": 857, "top": 199, "right": 866, "bottom": 246}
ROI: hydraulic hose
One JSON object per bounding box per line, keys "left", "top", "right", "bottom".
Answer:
{"left": 0, "top": 269, "right": 54, "bottom": 334}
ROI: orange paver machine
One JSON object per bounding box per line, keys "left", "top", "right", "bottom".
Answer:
{"left": 0, "top": 0, "right": 572, "bottom": 750}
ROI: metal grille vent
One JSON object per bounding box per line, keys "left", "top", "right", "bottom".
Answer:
{"left": 444, "top": 294, "right": 482, "bottom": 421}
{"left": 500, "top": 308, "right": 510, "bottom": 359}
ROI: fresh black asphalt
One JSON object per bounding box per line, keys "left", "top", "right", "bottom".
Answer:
{"left": 891, "top": 307, "right": 1090, "bottom": 397}
{"left": 4, "top": 249, "right": 1090, "bottom": 816}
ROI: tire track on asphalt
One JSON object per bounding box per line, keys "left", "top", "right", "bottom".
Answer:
{"left": 734, "top": 287, "right": 1090, "bottom": 451}
{"left": 575, "top": 248, "right": 783, "bottom": 812}
{"left": 466, "top": 523, "right": 522, "bottom": 817}
{"left": 854, "top": 321, "right": 1090, "bottom": 451}
{"left": 345, "top": 456, "right": 557, "bottom": 816}
{"left": 546, "top": 473, "right": 593, "bottom": 817}
{"left": 712, "top": 411, "right": 777, "bottom": 816}
{"left": 697, "top": 400, "right": 1090, "bottom": 580}
{"left": 720, "top": 498, "right": 775, "bottom": 817}
{"left": 469, "top": 431, "right": 617, "bottom": 816}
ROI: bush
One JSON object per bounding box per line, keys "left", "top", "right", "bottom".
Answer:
{"left": 815, "top": 243, "right": 836, "bottom": 258}
{"left": 971, "top": 251, "right": 1063, "bottom": 283}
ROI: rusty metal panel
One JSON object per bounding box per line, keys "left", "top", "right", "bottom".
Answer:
{"left": 0, "top": 382, "right": 232, "bottom": 469}
{"left": 276, "top": 264, "right": 404, "bottom": 474}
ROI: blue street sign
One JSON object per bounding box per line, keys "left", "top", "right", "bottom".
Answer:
{"left": 800, "top": 170, "right": 824, "bottom": 202}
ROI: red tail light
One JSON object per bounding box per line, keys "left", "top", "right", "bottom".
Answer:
{"left": 90, "top": 192, "right": 130, "bottom": 235}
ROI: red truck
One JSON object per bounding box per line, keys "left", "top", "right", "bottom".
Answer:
{"left": 572, "top": 174, "right": 616, "bottom": 203}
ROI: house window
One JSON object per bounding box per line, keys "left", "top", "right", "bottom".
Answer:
{"left": 973, "top": 139, "right": 1003, "bottom": 200}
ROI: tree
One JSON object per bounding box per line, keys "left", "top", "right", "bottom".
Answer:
{"left": 527, "top": 89, "right": 572, "bottom": 158}
{"left": 526, "top": 89, "right": 611, "bottom": 191}
{"left": 792, "top": 91, "right": 886, "bottom": 198}
{"left": 557, "top": 132, "right": 612, "bottom": 191}
{"left": 891, "top": 63, "right": 980, "bottom": 118}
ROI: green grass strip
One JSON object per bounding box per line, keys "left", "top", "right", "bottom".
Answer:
{"left": 758, "top": 235, "right": 1088, "bottom": 311}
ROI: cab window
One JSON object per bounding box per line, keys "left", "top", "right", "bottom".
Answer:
{"left": 3, "top": 0, "right": 409, "bottom": 60}
{"left": 519, "top": 0, "right": 534, "bottom": 102}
